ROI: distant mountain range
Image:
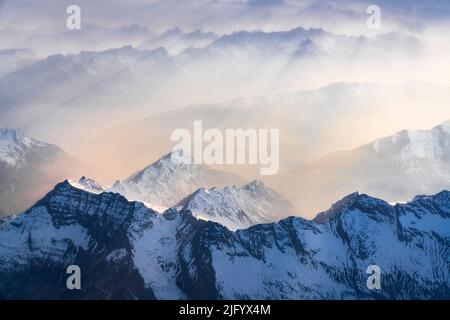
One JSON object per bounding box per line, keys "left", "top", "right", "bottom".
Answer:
{"left": 0, "top": 27, "right": 427, "bottom": 142}
{"left": 0, "top": 128, "right": 81, "bottom": 216}
{"left": 1, "top": 178, "right": 449, "bottom": 299}
{"left": 139, "top": 27, "right": 218, "bottom": 55}
{"left": 276, "top": 120, "right": 450, "bottom": 215}
{"left": 0, "top": 45, "right": 178, "bottom": 129}
{"left": 1, "top": 122, "right": 449, "bottom": 299}
{"left": 1, "top": 3, "right": 449, "bottom": 301}
{"left": 3, "top": 118, "right": 450, "bottom": 220}
{"left": 89, "top": 82, "right": 450, "bottom": 187}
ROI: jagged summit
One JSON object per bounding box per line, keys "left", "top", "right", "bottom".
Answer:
{"left": 0, "top": 128, "right": 47, "bottom": 167}
{"left": 313, "top": 192, "right": 393, "bottom": 223}
{"left": 0, "top": 128, "right": 64, "bottom": 167}
{"left": 108, "top": 150, "right": 245, "bottom": 207}
{"left": 178, "top": 180, "right": 296, "bottom": 230}
{"left": 367, "top": 120, "right": 450, "bottom": 156}
{"left": 126, "top": 150, "right": 193, "bottom": 183}
{"left": 69, "top": 176, "right": 104, "bottom": 194}
{"left": 314, "top": 189, "right": 450, "bottom": 224}
{"left": 405, "top": 190, "right": 450, "bottom": 218}
{"left": 244, "top": 179, "right": 265, "bottom": 190}
{"left": 314, "top": 192, "right": 360, "bottom": 223}
{"left": 0, "top": 129, "right": 76, "bottom": 216}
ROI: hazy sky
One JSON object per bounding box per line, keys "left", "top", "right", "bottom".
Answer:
{"left": 2, "top": 0, "right": 450, "bottom": 36}
{"left": 1, "top": 1, "right": 450, "bottom": 216}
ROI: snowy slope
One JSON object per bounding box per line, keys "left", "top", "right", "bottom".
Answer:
{"left": 0, "top": 128, "right": 76, "bottom": 216}
{"left": 0, "top": 45, "right": 179, "bottom": 133}
{"left": 76, "top": 175, "right": 292, "bottom": 230}
{"left": 202, "top": 191, "right": 450, "bottom": 299}
{"left": 279, "top": 120, "right": 450, "bottom": 216}
{"left": 190, "top": 27, "right": 419, "bottom": 62}
{"left": 0, "top": 128, "right": 51, "bottom": 167}
{"left": 178, "top": 180, "right": 296, "bottom": 230}
{"left": 0, "top": 180, "right": 449, "bottom": 299}
{"left": 109, "top": 151, "right": 245, "bottom": 207}
{"left": 368, "top": 121, "right": 450, "bottom": 180}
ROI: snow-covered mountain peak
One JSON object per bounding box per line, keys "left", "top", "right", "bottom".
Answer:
{"left": 406, "top": 190, "right": 450, "bottom": 218}
{"left": 410, "top": 190, "right": 450, "bottom": 201}
{"left": 126, "top": 150, "right": 198, "bottom": 183}
{"left": 436, "top": 120, "right": 450, "bottom": 133}
{"left": 314, "top": 192, "right": 360, "bottom": 223}
{"left": 139, "top": 27, "right": 218, "bottom": 55}
{"left": 161, "top": 27, "right": 216, "bottom": 40}
{"left": 242, "top": 179, "right": 273, "bottom": 197}
{"left": 38, "top": 179, "right": 155, "bottom": 220}
{"left": 0, "top": 128, "right": 36, "bottom": 146}
{"left": 369, "top": 122, "right": 450, "bottom": 161}
{"left": 293, "top": 38, "right": 328, "bottom": 59}
{"left": 108, "top": 151, "right": 244, "bottom": 207}
{"left": 0, "top": 130, "right": 75, "bottom": 215}
{"left": 0, "top": 128, "right": 47, "bottom": 167}
{"left": 245, "top": 178, "right": 264, "bottom": 188}
{"left": 178, "top": 180, "right": 295, "bottom": 230}
{"left": 314, "top": 192, "right": 392, "bottom": 223}
{"left": 69, "top": 177, "right": 104, "bottom": 194}
{"left": 289, "top": 119, "right": 450, "bottom": 217}
{"left": 74, "top": 45, "right": 170, "bottom": 67}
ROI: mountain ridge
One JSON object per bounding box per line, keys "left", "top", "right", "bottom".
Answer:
{"left": 1, "top": 179, "right": 449, "bottom": 299}
{"left": 177, "top": 179, "right": 296, "bottom": 230}
{"left": 109, "top": 151, "right": 246, "bottom": 208}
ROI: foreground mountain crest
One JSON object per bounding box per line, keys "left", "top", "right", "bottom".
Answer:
{"left": 1, "top": 180, "right": 449, "bottom": 300}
